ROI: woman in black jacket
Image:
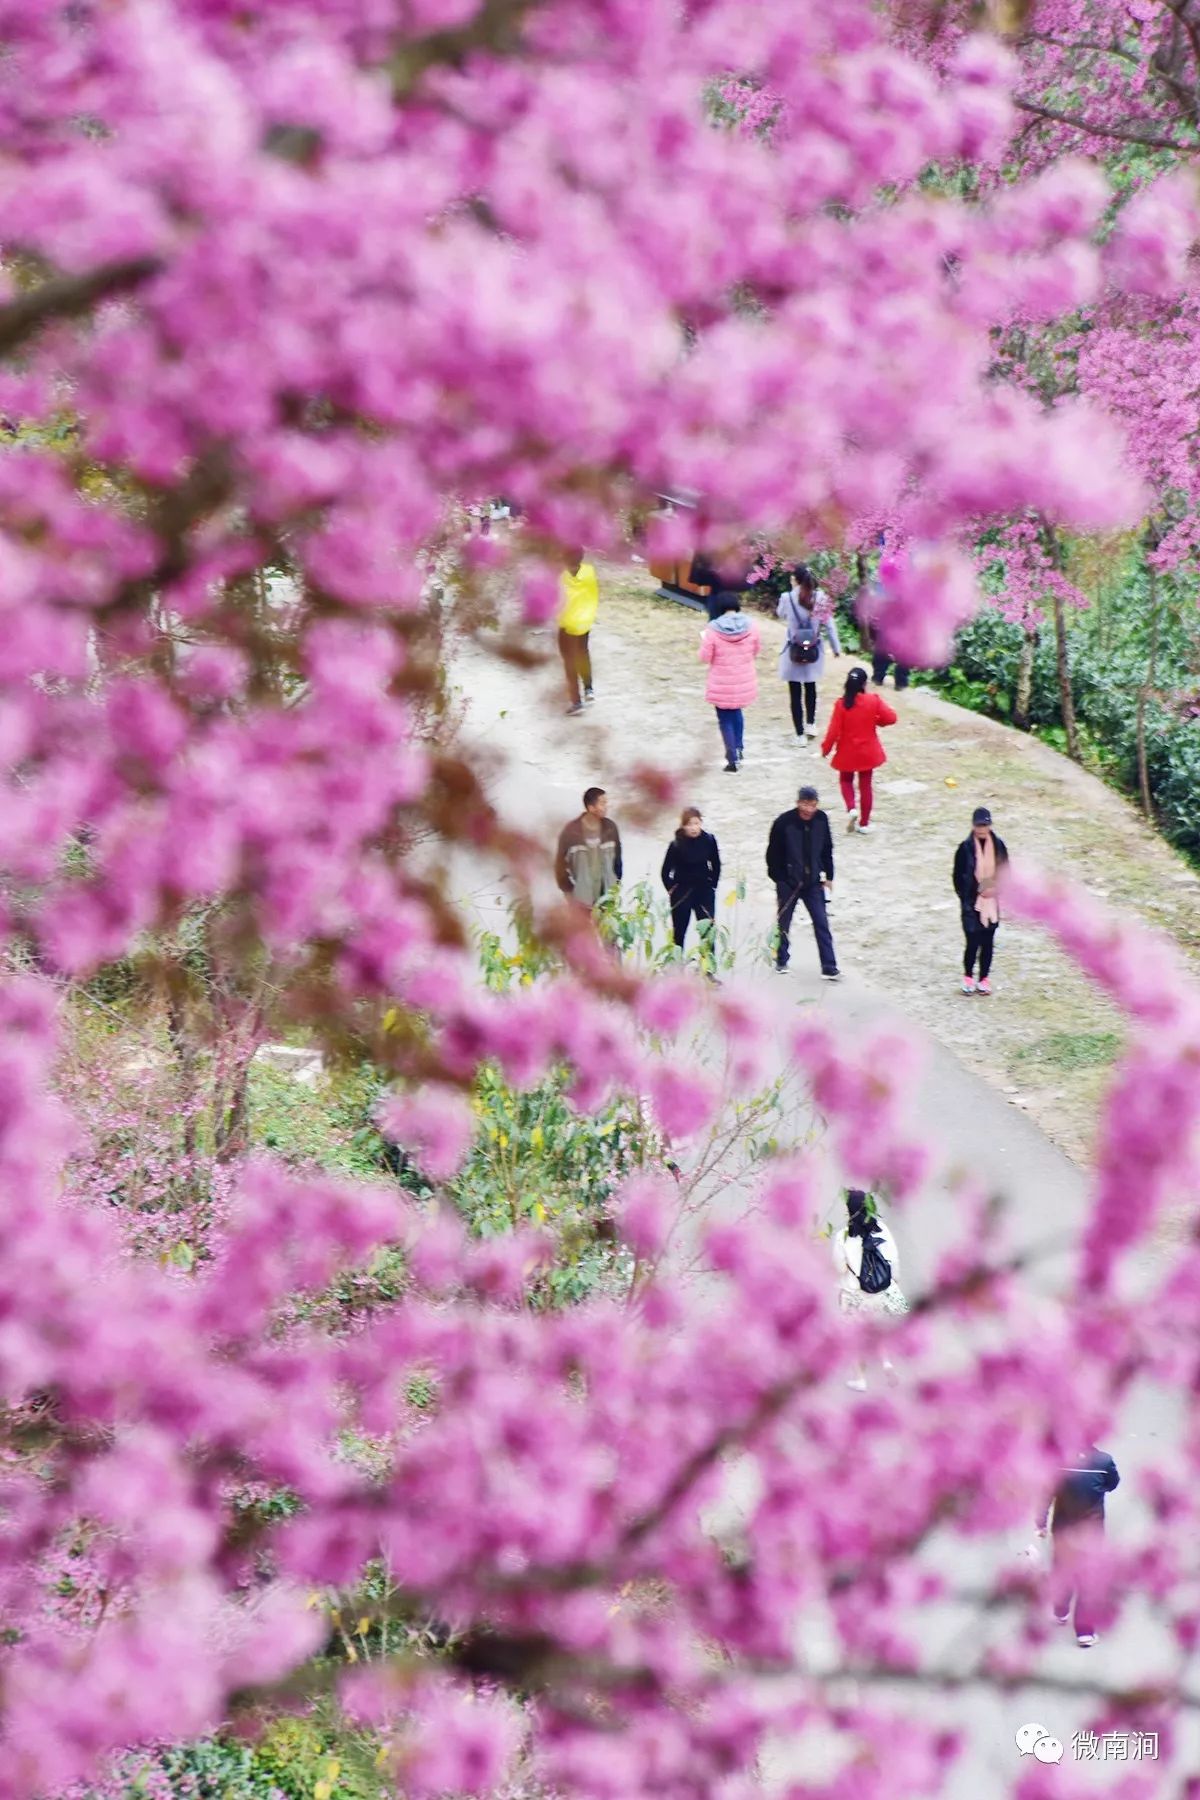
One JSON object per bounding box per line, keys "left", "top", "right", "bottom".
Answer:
{"left": 953, "top": 805, "right": 1009, "bottom": 994}
{"left": 661, "top": 807, "right": 721, "bottom": 960}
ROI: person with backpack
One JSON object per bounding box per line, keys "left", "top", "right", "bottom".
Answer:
{"left": 1035, "top": 1444, "right": 1120, "bottom": 1648}
{"left": 778, "top": 565, "right": 840, "bottom": 742}
{"left": 832, "top": 1190, "right": 908, "bottom": 1390}
{"left": 660, "top": 806, "right": 721, "bottom": 966}
{"left": 953, "top": 806, "right": 1009, "bottom": 995}
{"left": 821, "top": 665, "right": 897, "bottom": 834}
{"left": 698, "top": 594, "right": 762, "bottom": 772}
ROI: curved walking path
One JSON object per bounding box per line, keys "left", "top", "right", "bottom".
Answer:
{"left": 460, "top": 558, "right": 1199, "bottom": 1166}
{"left": 449, "top": 561, "right": 1200, "bottom": 1794}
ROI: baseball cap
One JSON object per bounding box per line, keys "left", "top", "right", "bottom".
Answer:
{"left": 972, "top": 806, "right": 993, "bottom": 826}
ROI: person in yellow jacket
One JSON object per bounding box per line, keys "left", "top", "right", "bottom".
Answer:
{"left": 558, "top": 548, "right": 599, "bottom": 715}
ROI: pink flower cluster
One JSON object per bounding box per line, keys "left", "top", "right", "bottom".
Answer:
{"left": 0, "top": 0, "right": 1198, "bottom": 1792}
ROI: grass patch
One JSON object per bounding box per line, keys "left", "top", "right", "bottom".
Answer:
{"left": 1012, "top": 1030, "right": 1122, "bottom": 1073}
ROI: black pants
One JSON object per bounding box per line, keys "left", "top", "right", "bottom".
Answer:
{"left": 671, "top": 891, "right": 716, "bottom": 951}
{"left": 872, "top": 652, "right": 909, "bottom": 690}
{"left": 962, "top": 912, "right": 998, "bottom": 978}
{"left": 788, "top": 680, "right": 817, "bottom": 734}
{"left": 776, "top": 882, "right": 837, "bottom": 975}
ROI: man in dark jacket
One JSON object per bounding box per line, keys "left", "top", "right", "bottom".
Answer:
{"left": 555, "top": 787, "right": 623, "bottom": 908}
{"left": 765, "top": 785, "right": 839, "bottom": 978}
{"left": 952, "top": 806, "right": 1009, "bottom": 995}
{"left": 1036, "top": 1445, "right": 1120, "bottom": 1648}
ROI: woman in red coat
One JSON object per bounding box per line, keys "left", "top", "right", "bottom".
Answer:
{"left": 821, "top": 665, "right": 897, "bottom": 834}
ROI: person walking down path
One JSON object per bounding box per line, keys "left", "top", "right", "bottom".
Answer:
{"left": 821, "top": 666, "right": 897, "bottom": 835}
{"left": 778, "top": 565, "right": 841, "bottom": 743}
{"left": 555, "top": 786, "right": 622, "bottom": 908}
{"left": 661, "top": 807, "right": 721, "bottom": 957}
{"left": 871, "top": 649, "right": 910, "bottom": 691}
{"left": 832, "top": 1189, "right": 909, "bottom": 1390}
{"left": 765, "top": 785, "right": 839, "bottom": 979}
{"left": 953, "top": 806, "right": 1009, "bottom": 996}
{"left": 698, "top": 594, "right": 762, "bottom": 772}
{"left": 558, "top": 548, "right": 600, "bottom": 715}
{"left": 1036, "top": 1446, "right": 1120, "bottom": 1649}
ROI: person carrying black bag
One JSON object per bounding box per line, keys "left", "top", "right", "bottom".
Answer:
{"left": 661, "top": 807, "right": 721, "bottom": 964}
{"left": 777, "top": 565, "right": 840, "bottom": 742}
{"left": 832, "top": 1189, "right": 908, "bottom": 1391}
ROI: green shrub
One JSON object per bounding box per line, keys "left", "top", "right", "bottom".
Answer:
{"left": 923, "top": 580, "right": 1200, "bottom": 867}
{"left": 251, "top": 1717, "right": 383, "bottom": 1800}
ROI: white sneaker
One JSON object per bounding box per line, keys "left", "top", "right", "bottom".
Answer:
{"left": 1053, "top": 1612, "right": 1071, "bottom": 1627}
{"left": 805, "top": 724, "right": 817, "bottom": 738}
{"left": 856, "top": 822, "right": 874, "bottom": 835}
{"left": 960, "top": 975, "right": 976, "bottom": 994}
{"left": 845, "top": 1375, "right": 868, "bottom": 1392}
{"left": 845, "top": 807, "right": 859, "bottom": 834}
{"left": 1076, "top": 1633, "right": 1098, "bottom": 1648}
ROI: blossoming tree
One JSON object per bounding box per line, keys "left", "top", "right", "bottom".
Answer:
{"left": 1, "top": 2, "right": 1200, "bottom": 1796}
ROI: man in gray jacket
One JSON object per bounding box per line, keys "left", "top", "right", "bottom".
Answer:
{"left": 555, "top": 787, "right": 623, "bottom": 908}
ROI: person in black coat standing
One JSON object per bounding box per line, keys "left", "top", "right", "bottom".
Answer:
{"left": 661, "top": 807, "right": 721, "bottom": 962}
{"left": 765, "top": 785, "right": 839, "bottom": 979}
{"left": 953, "top": 806, "right": 1009, "bottom": 995}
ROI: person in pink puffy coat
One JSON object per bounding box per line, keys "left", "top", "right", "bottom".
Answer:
{"left": 698, "top": 595, "right": 762, "bottom": 772}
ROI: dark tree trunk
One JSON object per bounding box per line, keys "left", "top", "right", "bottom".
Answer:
{"left": 1051, "top": 586, "right": 1080, "bottom": 761}
{"left": 1136, "top": 564, "right": 1161, "bottom": 820}
{"left": 1014, "top": 631, "right": 1035, "bottom": 731}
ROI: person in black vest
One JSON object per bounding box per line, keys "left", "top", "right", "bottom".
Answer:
{"left": 1036, "top": 1444, "right": 1120, "bottom": 1648}
{"left": 953, "top": 806, "right": 1009, "bottom": 995}
{"left": 661, "top": 807, "right": 721, "bottom": 964}
{"left": 765, "top": 785, "right": 839, "bottom": 979}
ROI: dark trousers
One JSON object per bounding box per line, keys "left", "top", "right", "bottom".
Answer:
{"left": 715, "top": 706, "right": 744, "bottom": 763}
{"left": 1050, "top": 1524, "right": 1108, "bottom": 1639}
{"left": 775, "top": 882, "right": 837, "bottom": 974}
{"left": 962, "top": 912, "right": 998, "bottom": 978}
{"left": 788, "top": 680, "right": 817, "bottom": 734}
{"left": 671, "top": 891, "right": 716, "bottom": 952}
{"left": 558, "top": 629, "right": 592, "bottom": 704}
{"left": 872, "top": 652, "right": 909, "bottom": 690}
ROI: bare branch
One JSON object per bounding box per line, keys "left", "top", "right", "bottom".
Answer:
{"left": 391, "top": 0, "right": 541, "bottom": 98}
{"left": 1160, "top": 0, "right": 1200, "bottom": 87}
{"left": 0, "top": 257, "right": 161, "bottom": 358}
{"left": 1013, "top": 95, "right": 1193, "bottom": 151}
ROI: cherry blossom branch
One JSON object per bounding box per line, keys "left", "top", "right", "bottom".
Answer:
{"left": 1160, "top": 0, "right": 1200, "bottom": 87}
{"left": 0, "top": 256, "right": 161, "bottom": 356}
{"left": 390, "top": 0, "right": 542, "bottom": 96}
{"left": 825, "top": 1659, "right": 1200, "bottom": 1711}
{"left": 1013, "top": 95, "right": 1193, "bottom": 151}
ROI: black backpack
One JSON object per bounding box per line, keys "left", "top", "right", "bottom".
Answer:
{"left": 787, "top": 598, "right": 821, "bottom": 664}
{"left": 858, "top": 1232, "right": 892, "bottom": 1294}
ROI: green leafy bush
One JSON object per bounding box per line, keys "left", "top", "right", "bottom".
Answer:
{"left": 452, "top": 1060, "right": 642, "bottom": 1305}
{"left": 922, "top": 578, "right": 1200, "bottom": 865}
{"left": 88, "top": 1721, "right": 385, "bottom": 1800}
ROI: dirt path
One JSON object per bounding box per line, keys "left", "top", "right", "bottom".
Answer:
{"left": 495, "top": 561, "right": 1200, "bottom": 1168}
{"left": 451, "top": 569, "right": 1198, "bottom": 1789}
